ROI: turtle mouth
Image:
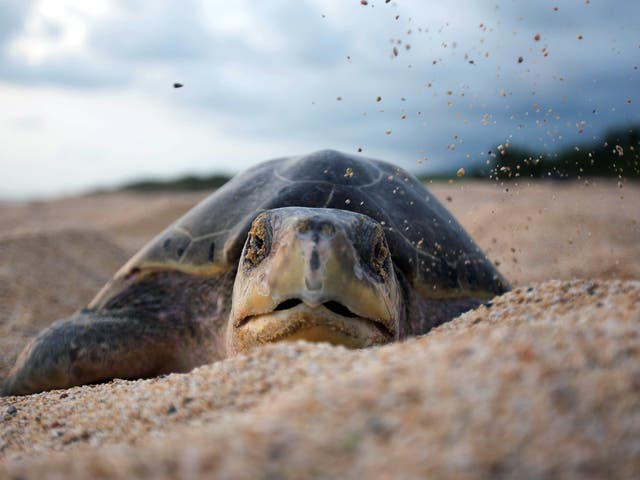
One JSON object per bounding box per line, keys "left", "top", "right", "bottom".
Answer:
{"left": 235, "top": 299, "right": 394, "bottom": 348}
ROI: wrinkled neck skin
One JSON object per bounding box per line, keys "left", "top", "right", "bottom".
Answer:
{"left": 224, "top": 207, "right": 404, "bottom": 356}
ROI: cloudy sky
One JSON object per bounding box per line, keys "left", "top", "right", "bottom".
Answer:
{"left": 1, "top": 0, "right": 638, "bottom": 199}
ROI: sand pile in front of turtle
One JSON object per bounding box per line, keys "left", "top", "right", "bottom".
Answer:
{"left": 1, "top": 280, "right": 639, "bottom": 478}
{"left": 0, "top": 182, "right": 639, "bottom": 477}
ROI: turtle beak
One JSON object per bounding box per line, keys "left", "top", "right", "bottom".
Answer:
{"left": 226, "top": 208, "right": 402, "bottom": 355}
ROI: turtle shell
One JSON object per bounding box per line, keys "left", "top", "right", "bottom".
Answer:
{"left": 106, "top": 149, "right": 507, "bottom": 302}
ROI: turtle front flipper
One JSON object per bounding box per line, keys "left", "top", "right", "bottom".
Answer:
{"left": 2, "top": 270, "right": 233, "bottom": 397}
{"left": 1, "top": 310, "right": 209, "bottom": 396}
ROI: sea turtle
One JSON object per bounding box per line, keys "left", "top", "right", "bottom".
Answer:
{"left": 2, "top": 150, "right": 508, "bottom": 396}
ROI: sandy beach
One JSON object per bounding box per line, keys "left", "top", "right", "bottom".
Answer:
{"left": 1, "top": 180, "right": 639, "bottom": 478}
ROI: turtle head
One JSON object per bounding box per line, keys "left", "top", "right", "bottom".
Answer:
{"left": 226, "top": 207, "right": 403, "bottom": 355}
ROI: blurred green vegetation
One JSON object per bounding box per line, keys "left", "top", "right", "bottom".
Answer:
{"left": 120, "top": 125, "right": 639, "bottom": 192}
{"left": 478, "top": 125, "right": 640, "bottom": 181}
{"left": 120, "top": 174, "right": 231, "bottom": 192}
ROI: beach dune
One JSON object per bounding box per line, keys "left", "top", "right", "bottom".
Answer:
{"left": 1, "top": 180, "right": 639, "bottom": 478}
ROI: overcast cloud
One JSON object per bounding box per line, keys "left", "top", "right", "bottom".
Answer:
{"left": 1, "top": 0, "right": 638, "bottom": 198}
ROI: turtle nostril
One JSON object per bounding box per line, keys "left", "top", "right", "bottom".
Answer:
{"left": 323, "top": 301, "right": 358, "bottom": 318}
{"left": 274, "top": 299, "right": 303, "bottom": 311}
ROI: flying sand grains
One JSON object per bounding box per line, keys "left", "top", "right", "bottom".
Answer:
{"left": 457, "top": 168, "right": 466, "bottom": 177}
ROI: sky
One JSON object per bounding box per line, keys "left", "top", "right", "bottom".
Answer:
{"left": 1, "top": 0, "right": 638, "bottom": 199}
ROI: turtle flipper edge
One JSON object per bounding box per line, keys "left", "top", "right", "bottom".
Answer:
{"left": 1, "top": 310, "right": 213, "bottom": 396}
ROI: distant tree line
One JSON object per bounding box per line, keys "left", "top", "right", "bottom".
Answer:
{"left": 476, "top": 125, "right": 640, "bottom": 180}
{"left": 121, "top": 173, "right": 231, "bottom": 192}
{"left": 119, "top": 125, "right": 639, "bottom": 192}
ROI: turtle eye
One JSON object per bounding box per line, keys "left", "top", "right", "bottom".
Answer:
{"left": 370, "top": 228, "right": 389, "bottom": 278}
{"left": 244, "top": 215, "right": 271, "bottom": 267}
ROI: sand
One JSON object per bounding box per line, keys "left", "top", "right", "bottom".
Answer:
{"left": 1, "top": 180, "right": 639, "bottom": 478}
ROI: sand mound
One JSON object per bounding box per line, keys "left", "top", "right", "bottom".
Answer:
{"left": 0, "top": 192, "right": 205, "bottom": 254}
{"left": 1, "top": 280, "right": 639, "bottom": 478}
